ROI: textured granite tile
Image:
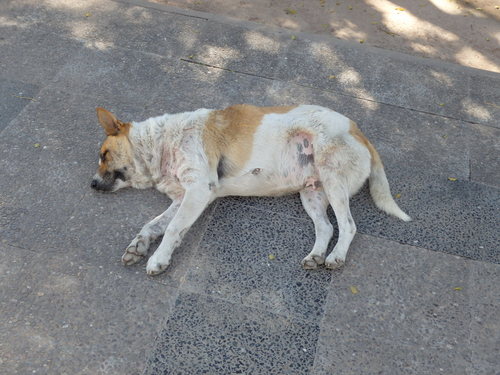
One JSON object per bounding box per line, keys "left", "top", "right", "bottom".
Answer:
{"left": 322, "top": 235, "right": 471, "bottom": 349}
{"left": 0, "top": 243, "right": 178, "bottom": 375}
{"left": 0, "top": 0, "right": 204, "bottom": 59}
{"left": 182, "top": 199, "right": 332, "bottom": 321}
{"left": 144, "top": 292, "right": 319, "bottom": 375}
{"left": 0, "top": 78, "right": 39, "bottom": 132}
{"left": 466, "top": 73, "right": 500, "bottom": 128}
{"left": 350, "top": 177, "right": 500, "bottom": 263}
{"left": 75, "top": 3, "right": 205, "bottom": 59}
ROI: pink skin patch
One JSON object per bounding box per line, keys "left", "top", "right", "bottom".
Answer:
{"left": 291, "top": 132, "right": 314, "bottom": 167}
{"left": 287, "top": 132, "right": 321, "bottom": 189}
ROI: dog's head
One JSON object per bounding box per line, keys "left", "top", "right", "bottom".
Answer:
{"left": 91, "top": 108, "right": 134, "bottom": 192}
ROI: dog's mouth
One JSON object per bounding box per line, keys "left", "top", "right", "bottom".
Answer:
{"left": 91, "top": 170, "right": 126, "bottom": 192}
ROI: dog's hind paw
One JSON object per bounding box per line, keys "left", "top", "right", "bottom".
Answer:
{"left": 324, "top": 257, "right": 345, "bottom": 270}
{"left": 146, "top": 261, "right": 169, "bottom": 276}
{"left": 122, "top": 235, "right": 149, "bottom": 265}
{"left": 301, "top": 254, "right": 325, "bottom": 270}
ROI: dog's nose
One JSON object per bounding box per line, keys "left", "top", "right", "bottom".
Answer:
{"left": 90, "top": 179, "right": 98, "bottom": 189}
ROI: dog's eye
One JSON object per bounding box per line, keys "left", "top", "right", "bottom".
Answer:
{"left": 100, "top": 150, "right": 109, "bottom": 162}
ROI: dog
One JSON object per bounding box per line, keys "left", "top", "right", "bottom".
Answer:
{"left": 91, "top": 104, "right": 410, "bottom": 275}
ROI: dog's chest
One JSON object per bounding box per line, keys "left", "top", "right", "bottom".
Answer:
{"left": 155, "top": 131, "right": 204, "bottom": 199}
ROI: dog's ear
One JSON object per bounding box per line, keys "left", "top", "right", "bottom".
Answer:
{"left": 96, "top": 107, "right": 125, "bottom": 136}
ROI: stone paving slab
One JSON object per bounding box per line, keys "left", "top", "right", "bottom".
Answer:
{"left": 312, "top": 234, "right": 498, "bottom": 375}
{"left": 144, "top": 292, "right": 319, "bottom": 375}
{"left": 0, "top": 243, "right": 179, "bottom": 375}
{"left": 0, "top": 26, "right": 83, "bottom": 87}
{"left": 0, "top": 78, "right": 39, "bottom": 132}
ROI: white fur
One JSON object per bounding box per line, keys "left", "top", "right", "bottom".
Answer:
{"left": 116, "top": 105, "right": 410, "bottom": 275}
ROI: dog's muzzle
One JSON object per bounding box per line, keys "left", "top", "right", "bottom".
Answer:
{"left": 91, "top": 170, "right": 127, "bottom": 192}
{"left": 90, "top": 173, "right": 114, "bottom": 192}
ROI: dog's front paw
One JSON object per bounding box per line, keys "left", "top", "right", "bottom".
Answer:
{"left": 301, "top": 254, "right": 325, "bottom": 270}
{"left": 146, "top": 253, "right": 170, "bottom": 276}
{"left": 122, "top": 235, "right": 150, "bottom": 266}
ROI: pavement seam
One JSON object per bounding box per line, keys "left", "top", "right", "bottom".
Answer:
{"left": 175, "top": 284, "right": 324, "bottom": 327}
{"left": 180, "top": 58, "right": 495, "bottom": 128}
{"left": 140, "top": 285, "right": 183, "bottom": 375}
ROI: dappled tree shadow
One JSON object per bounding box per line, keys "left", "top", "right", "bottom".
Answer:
{"left": 157, "top": 0, "right": 500, "bottom": 72}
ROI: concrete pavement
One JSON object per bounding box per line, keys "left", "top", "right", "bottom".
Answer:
{"left": 0, "top": 0, "right": 498, "bottom": 374}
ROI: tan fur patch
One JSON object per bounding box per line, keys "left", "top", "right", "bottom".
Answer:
{"left": 349, "top": 120, "right": 382, "bottom": 166}
{"left": 203, "top": 105, "right": 296, "bottom": 176}
{"left": 98, "top": 130, "right": 133, "bottom": 176}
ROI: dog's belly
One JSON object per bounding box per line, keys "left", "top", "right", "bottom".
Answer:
{"left": 216, "top": 131, "right": 320, "bottom": 197}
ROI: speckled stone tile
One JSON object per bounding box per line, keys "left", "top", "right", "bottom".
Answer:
{"left": 350, "top": 177, "right": 500, "bottom": 264}
{"left": 144, "top": 292, "right": 319, "bottom": 375}
{"left": 0, "top": 243, "right": 179, "bottom": 375}
{"left": 181, "top": 199, "right": 332, "bottom": 321}
{"left": 321, "top": 234, "right": 472, "bottom": 349}
{"left": 67, "top": 195, "right": 216, "bottom": 287}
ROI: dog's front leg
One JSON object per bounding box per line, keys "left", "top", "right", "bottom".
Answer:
{"left": 146, "top": 185, "right": 213, "bottom": 275}
{"left": 122, "top": 200, "right": 182, "bottom": 265}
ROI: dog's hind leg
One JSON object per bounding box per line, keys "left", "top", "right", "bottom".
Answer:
{"left": 320, "top": 176, "right": 356, "bottom": 269}
{"left": 122, "top": 200, "right": 181, "bottom": 265}
{"left": 300, "top": 189, "right": 333, "bottom": 270}
{"left": 146, "top": 185, "right": 213, "bottom": 275}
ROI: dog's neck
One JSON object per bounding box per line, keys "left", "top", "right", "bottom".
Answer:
{"left": 127, "top": 110, "right": 210, "bottom": 189}
{"left": 129, "top": 114, "right": 173, "bottom": 188}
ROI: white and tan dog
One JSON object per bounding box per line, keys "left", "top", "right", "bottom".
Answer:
{"left": 91, "top": 104, "right": 410, "bottom": 275}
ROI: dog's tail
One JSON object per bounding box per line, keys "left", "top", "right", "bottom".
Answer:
{"left": 366, "top": 141, "right": 411, "bottom": 222}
